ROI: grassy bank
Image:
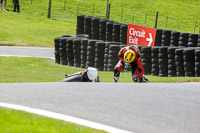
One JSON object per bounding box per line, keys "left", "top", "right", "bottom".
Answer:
{"left": 0, "top": 107, "right": 107, "bottom": 133}
{"left": 0, "top": 56, "right": 199, "bottom": 83}
{"left": 0, "top": 0, "right": 199, "bottom": 47}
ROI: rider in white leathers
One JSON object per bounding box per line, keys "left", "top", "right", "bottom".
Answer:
{"left": 61, "top": 67, "right": 100, "bottom": 82}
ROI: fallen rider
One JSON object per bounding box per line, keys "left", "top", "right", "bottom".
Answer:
{"left": 61, "top": 67, "right": 100, "bottom": 82}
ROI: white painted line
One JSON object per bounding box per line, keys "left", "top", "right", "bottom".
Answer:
{"left": 0, "top": 102, "right": 133, "bottom": 133}
{"left": 183, "top": 82, "right": 200, "bottom": 84}
{"left": 0, "top": 55, "right": 54, "bottom": 59}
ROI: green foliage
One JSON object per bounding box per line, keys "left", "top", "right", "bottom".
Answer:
{"left": 0, "top": 0, "right": 200, "bottom": 47}
{"left": 0, "top": 57, "right": 200, "bottom": 83}
{"left": 0, "top": 107, "right": 107, "bottom": 133}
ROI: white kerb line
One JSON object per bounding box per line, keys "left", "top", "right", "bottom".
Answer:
{"left": 0, "top": 102, "right": 133, "bottom": 133}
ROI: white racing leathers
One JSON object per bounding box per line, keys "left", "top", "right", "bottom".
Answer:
{"left": 61, "top": 67, "right": 99, "bottom": 82}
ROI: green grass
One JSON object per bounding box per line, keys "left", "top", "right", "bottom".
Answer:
{"left": 0, "top": 107, "right": 107, "bottom": 133}
{"left": 0, "top": 0, "right": 200, "bottom": 47}
{"left": 0, "top": 56, "right": 200, "bottom": 83}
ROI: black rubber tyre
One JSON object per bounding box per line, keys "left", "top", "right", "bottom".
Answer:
{"left": 177, "top": 71, "right": 185, "bottom": 77}
{"left": 87, "top": 56, "right": 95, "bottom": 61}
{"left": 141, "top": 53, "right": 151, "bottom": 58}
{"left": 152, "top": 58, "right": 158, "bottom": 63}
{"left": 151, "top": 46, "right": 159, "bottom": 53}
{"left": 159, "top": 46, "right": 168, "bottom": 53}
{"left": 141, "top": 46, "right": 152, "bottom": 53}
{"left": 168, "top": 47, "right": 177, "bottom": 54}
{"left": 158, "top": 53, "right": 168, "bottom": 59}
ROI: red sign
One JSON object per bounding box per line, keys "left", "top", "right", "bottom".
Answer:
{"left": 127, "top": 24, "right": 156, "bottom": 47}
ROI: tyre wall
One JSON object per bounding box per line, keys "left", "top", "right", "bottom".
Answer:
{"left": 54, "top": 15, "right": 200, "bottom": 77}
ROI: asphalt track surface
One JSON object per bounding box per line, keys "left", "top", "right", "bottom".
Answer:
{"left": 0, "top": 46, "right": 54, "bottom": 59}
{"left": 0, "top": 46, "right": 200, "bottom": 133}
{"left": 0, "top": 83, "right": 200, "bottom": 133}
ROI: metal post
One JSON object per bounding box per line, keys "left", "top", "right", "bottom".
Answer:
{"left": 64, "top": 0, "right": 66, "bottom": 10}
{"left": 92, "top": 2, "right": 95, "bottom": 16}
{"left": 154, "top": 11, "right": 158, "bottom": 28}
{"left": 77, "top": 6, "right": 79, "bottom": 16}
{"left": 166, "top": 16, "right": 168, "bottom": 28}
{"left": 194, "top": 21, "right": 197, "bottom": 33}
{"left": 132, "top": 15, "right": 134, "bottom": 24}
{"left": 106, "top": 0, "right": 109, "bottom": 19}
{"left": 107, "top": 3, "right": 111, "bottom": 19}
{"left": 178, "top": 24, "right": 180, "bottom": 31}
{"left": 47, "top": 0, "right": 52, "bottom": 18}
{"left": 145, "top": 12, "right": 147, "bottom": 24}
{"left": 121, "top": 5, "right": 123, "bottom": 20}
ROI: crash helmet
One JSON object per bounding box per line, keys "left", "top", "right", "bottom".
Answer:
{"left": 124, "top": 50, "right": 136, "bottom": 63}
{"left": 87, "top": 67, "right": 98, "bottom": 81}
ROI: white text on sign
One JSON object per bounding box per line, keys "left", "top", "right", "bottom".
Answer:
{"left": 127, "top": 24, "right": 156, "bottom": 47}
{"left": 129, "top": 36, "right": 138, "bottom": 45}
{"left": 129, "top": 28, "right": 146, "bottom": 38}
{"left": 129, "top": 28, "right": 146, "bottom": 45}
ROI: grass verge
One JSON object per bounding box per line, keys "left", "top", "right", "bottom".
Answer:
{"left": 0, "top": 0, "right": 199, "bottom": 47}
{"left": 0, "top": 107, "right": 107, "bottom": 133}
{"left": 0, "top": 56, "right": 200, "bottom": 83}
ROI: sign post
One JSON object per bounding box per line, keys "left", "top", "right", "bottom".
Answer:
{"left": 127, "top": 24, "right": 156, "bottom": 47}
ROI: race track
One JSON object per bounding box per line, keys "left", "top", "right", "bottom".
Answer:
{"left": 0, "top": 46, "right": 200, "bottom": 133}
{"left": 0, "top": 82, "right": 200, "bottom": 133}
{"left": 0, "top": 46, "right": 54, "bottom": 59}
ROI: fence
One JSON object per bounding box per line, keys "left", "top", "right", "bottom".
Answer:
{"left": 46, "top": 0, "right": 200, "bottom": 34}
{"left": 5, "top": 0, "right": 200, "bottom": 34}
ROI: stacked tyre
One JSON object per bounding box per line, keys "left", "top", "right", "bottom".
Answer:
{"left": 84, "top": 16, "right": 92, "bottom": 39}
{"left": 170, "top": 31, "right": 180, "bottom": 47}
{"left": 54, "top": 37, "right": 61, "bottom": 64}
{"left": 59, "top": 37, "right": 68, "bottom": 65}
{"left": 95, "top": 42, "right": 105, "bottom": 71}
{"left": 104, "top": 42, "right": 112, "bottom": 71}
{"left": 141, "top": 46, "right": 152, "bottom": 75}
{"left": 99, "top": 19, "right": 107, "bottom": 41}
{"left": 187, "top": 33, "right": 198, "bottom": 47}
{"left": 91, "top": 17, "right": 100, "bottom": 40}
{"left": 107, "top": 44, "right": 120, "bottom": 71}
{"left": 86, "top": 40, "right": 96, "bottom": 67}
{"left": 66, "top": 38, "right": 74, "bottom": 66}
{"left": 183, "top": 48, "right": 195, "bottom": 77}
{"left": 168, "top": 47, "right": 177, "bottom": 77}
{"left": 80, "top": 39, "right": 88, "bottom": 68}
{"left": 161, "top": 30, "right": 171, "bottom": 46}
{"left": 178, "top": 32, "right": 189, "bottom": 47}
{"left": 76, "top": 15, "right": 85, "bottom": 35}
{"left": 195, "top": 49, "right": 200, "bottom": 76}
{"left": 120, "top": 24, "right": 128, "bottom": 44}
{"left": 198, "top": 35, "right": 200, "bottom": 47}
{"left": 175, "top": 48, "right": 185, "bottom": 76}
{"left": 158, "top": 46, "right": 168, "bottom": 77}
{"left": 106, "top": 22, "right": 113, "bottom": 42}
{"left": 73, "top": 39, "right": 82, "bottom": 67}
{"left": 113, "top": 23, "right": 121, "bottom": 42}
{"left": 151, "top": 46, "right": 159, "bottom": 76}
{"left": 154, "top": 29, "right": 162, "bottom": 46}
